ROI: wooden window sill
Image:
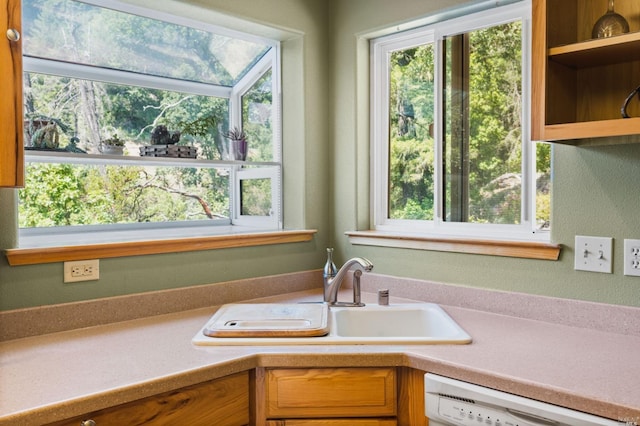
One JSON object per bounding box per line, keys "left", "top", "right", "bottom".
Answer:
{"left": 5, "top": 229, "right": 317, "bottom": 266}
{"left": 346, "top": 230, "right": 560, "bottom": 260}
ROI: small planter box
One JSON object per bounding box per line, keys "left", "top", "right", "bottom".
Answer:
{"left": 140, "top": 144, "right": 197, "bottom": 158}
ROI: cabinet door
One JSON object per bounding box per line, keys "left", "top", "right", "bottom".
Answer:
{"left": 267, "top": 420, "right": 397, "bottom": 425}
{"left": 0, "top": 0, "right": 24, "bottom": 187}
{"left": 48, "top": 372, "right": 250, "bottom": 426}
{"left": 266, "top": 368, "right": 396, "bottom": 419}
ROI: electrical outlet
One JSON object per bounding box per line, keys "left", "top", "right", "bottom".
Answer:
{"left": 624, "top": 239, "right": 640, "bottom": 277}
{"left": 574, "top": 236, "right": 613, "bottom": 274}
{"left": 64, "top": 260, "right": 100, "bottom": 283}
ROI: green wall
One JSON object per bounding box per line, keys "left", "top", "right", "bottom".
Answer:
{"left": 2, "top": 0, "right": 640, "bottom": 311}
{"left": 329, "top": 0, "right": 640, "bottom": 307}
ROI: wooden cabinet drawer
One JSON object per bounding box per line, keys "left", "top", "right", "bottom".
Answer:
{"left": 266, "top": 368, "right": 396, "bottom": 418}
{"left": 267, "top": 420, "right": 397, "bottom": 425}
{"left": 48, "top": 371, "right": 249, "bottom": 426}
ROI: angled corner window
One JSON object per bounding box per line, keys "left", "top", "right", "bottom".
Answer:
{"left": 19, "top": 0, "right": 282, "bottom": 247}
{"left": 371, "top": 0, "right": 551, "bottom": 242}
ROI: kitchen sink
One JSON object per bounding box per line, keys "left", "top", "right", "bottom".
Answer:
{"left": 329, "top": 303, "right": 471, "bottom": 343}
{"left": 193, "top": 302, "right": 471, "bottom": 346}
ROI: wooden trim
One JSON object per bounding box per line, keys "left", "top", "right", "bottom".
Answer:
{"left": 0, "top": 0, "right": 25, "bottom": 187}
{"left": 397, "top": 367, "right": 427, "bottom": 426}
{"left": 346, "top": 230, "right": 560, "bottom": 260}
{"left": 5, "top": 229, "right": 317, "bottom": 266}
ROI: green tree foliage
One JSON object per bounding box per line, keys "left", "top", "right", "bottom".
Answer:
{"left": 388, "top": 20, "right": 551, "bottom": 228}
{"left": 389, "top": 46, "right": 436, "bottom": 220}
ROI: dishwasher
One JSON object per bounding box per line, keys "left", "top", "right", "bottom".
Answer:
{"left": 425, "top": 373, "right": 620, "bottom": 426}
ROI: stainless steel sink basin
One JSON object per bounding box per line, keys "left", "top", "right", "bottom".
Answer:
{"left": 193, "top": 302, "right": 471, "bottom": 345}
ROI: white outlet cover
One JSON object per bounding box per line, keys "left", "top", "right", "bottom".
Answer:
{"left": 64, "top": 260, "right": 100, "bottom": 283}
{"left": 574, "top": 236, "right": 613, "bottom": 274}
{"left": 623, "top": 239, "right": 640, "bottom": 277}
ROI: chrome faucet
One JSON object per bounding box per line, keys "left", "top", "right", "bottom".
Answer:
{"left": 323, "top": 256, "right": 373, "bottom": 305}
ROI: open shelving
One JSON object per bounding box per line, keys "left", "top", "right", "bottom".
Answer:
{"left": 532, "top": 0, "right": 640, "bottom": 144}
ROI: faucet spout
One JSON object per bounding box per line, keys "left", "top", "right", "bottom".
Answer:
{"left": 323, "top": 257, "right": 373, "bottom": 304}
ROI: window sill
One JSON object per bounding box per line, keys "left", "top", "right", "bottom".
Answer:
{"left": 346, "top": 230, "right": 560, "bottom": 260}
{"left": 5, "top": 229, "right": 317, "bottom": 266}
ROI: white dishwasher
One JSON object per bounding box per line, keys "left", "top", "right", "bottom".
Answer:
{"left": 425, "top": 373, "right": 620, "bottom": 426}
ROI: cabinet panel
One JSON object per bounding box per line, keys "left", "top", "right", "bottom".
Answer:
{"left": 532, "top": 0, "right": 640, "bottom": 143}
{"left": 0, "top": 0, "right": 24, "bottom": 186}
{"left": 267, "top": 420, "right": 397, "bottom": 425}
{"left": 48, "top": 372, "right": 249, "bottom": 426}
{"left": 397, "top": 367, "right": 428, "bottom": 426}
{"left": 266, "top": 368, "right": 396, "bottom": 418}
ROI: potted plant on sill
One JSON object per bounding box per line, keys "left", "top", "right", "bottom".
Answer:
{"left": 222, "top": 127, "right": 248, "bottom": 161}
{"left": 99, "top": 134, "right": 125, "bottom": 155}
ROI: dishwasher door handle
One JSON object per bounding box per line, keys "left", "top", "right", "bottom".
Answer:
{"left": 507, "top": 408, "right": 559, "bottom": 426}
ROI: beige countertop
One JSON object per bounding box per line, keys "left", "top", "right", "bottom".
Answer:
{"left": 1, "top": 274, "right": 640, "bottom": 425}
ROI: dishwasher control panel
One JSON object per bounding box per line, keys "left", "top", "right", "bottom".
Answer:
{"left": 425, "top": 373, "right": 620, "bottom": 426}
{"left": 438, "top": 396, "right": 519, "bottom": 426}
{"left": 435, "top": 396, "right": 561, "bottom": 426}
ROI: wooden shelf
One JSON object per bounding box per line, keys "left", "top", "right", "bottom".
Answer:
{"left": 25, "top": 150, "right": 279, "bottom": 169}
{"left": 5, "top": 229, "right": 317, "bottom": 265}
{"left": 541, "top": 117, "right": 640, "bottom": 142}
{"left": 549, "top": 31, "right": 640, "bottom": 68}
{"left": 532, "top": 0, "right": 640, "bottom": 144}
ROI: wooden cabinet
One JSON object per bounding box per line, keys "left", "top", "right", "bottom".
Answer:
{"left": 0, "top": 0, "right": 24, "bottom": 187}
{"left": 266, "top": 420, "right": 396, "bottom": 425}
{"left": 47, "top": 372, "right": 249, "bottom": 426}
{"left": 43, "top": 367, "right": 428, "bottom": 426}
{"left": 532, "top": 0, "right": 640, "bottom": 143}
{"left": 262, "top": 368, "right": 397, "bottom": 424}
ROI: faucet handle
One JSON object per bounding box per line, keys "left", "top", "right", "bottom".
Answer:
{"left": 378, "top": 289, "right": 389, "bottom": 306}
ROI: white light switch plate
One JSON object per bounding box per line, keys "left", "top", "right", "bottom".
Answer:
{"left": 574, "top": 236, "right": 613, "bottom": 274}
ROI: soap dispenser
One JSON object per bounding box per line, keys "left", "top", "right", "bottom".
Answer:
{"left": 323, "top": 247, "right": 337, "bottom": 280}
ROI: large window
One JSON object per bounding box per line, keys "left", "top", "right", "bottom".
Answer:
{"left": 371, "top": 1, "right": 550, "bottom": 241}
{"left": 19, "top": 0, "right": 281, "bottom": 246}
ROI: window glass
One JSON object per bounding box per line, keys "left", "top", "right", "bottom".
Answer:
{"left": 242, "top": 69, "right": 274, "bottom": 162}
{"left": 388, "top": 45, "right": 435, "bottom": 220}
{"left": 536, "top": 142, "right": 551, "bottom": 230}
{"left": 443, "top": 21, "right": 523, "bottom": 224}
{"left": 20, "top": 163, "right": 230, "bottom": 227}
{"left": 22, "top": 0, "right": 270, "bottom": 86}
{"left": 24, "top": 73, "right": 229, "bottom": 160}
{"left": 241, "top": 177, "right": 272, "bottom": 216}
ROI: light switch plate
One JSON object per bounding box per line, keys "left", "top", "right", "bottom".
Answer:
{"left": 574, "top": 236, "right": 613, "bottom": 274}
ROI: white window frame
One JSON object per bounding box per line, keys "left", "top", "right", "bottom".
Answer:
{"left": 20, "top": 0, "right": 282, "bottom": 247}
{"left": 370, "top": 0, "right": 546, "bottom": 242}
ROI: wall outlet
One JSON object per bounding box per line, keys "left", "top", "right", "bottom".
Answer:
{"left": 624, "top": 239, "right": 640, "bottom": 277}
{"left": 64, "top": 260, "right": 100, "bottom": 283}
{"left": 574, "top": 236, "right": 613, "bottom": 274}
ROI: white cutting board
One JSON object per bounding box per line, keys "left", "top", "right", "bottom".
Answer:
{"left": 203, "top": 303, "right": 329, "bottom": 337}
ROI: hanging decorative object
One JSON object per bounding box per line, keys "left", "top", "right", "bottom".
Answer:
{"left": 621, "top": 84, "right": 640, "bottom": 118}
{"left": 592, "top": 0, "right": 629, "bottom": 39}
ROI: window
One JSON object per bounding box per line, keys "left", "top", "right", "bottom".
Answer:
{"left": 19, "top": 0, "right": 281, "bottom": 247}
{"left": 371, "top": 1, "right": 550, "bottom": 242}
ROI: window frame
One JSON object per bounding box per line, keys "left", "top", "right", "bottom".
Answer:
{"left": 370, "top": 0, "right": 547, "bottom": 242}
{"left": 19, "top": 0, "right": 283, "bottom": 248}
